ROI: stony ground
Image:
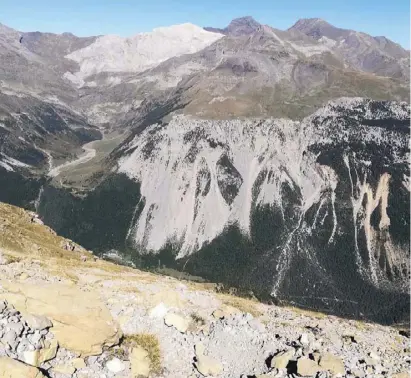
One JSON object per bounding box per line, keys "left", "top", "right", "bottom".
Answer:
{"left": 0, "top": 202, "right": 409, "bottom": 378}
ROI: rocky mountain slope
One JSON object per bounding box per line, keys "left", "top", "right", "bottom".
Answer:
{"left": 0, "top": 17, "right": 409, "bottom": 326}
{"left": 0, "top": 201, "right": 410, "bottom": 378}
{"left": 289, "top": 18, "right": 409, "bottom": 79}
{"left": 0, "top": 23, "right": 101, "bottom": 174}
{"left": 0, "top": 21, "right": 222, "bottom": 173}
{"left": 112, "top": 98, "right": 409, "bottom": 323}
{"left": 75, "top": 17, "right": 409, "bottom": 124}
{"left": 65, "top": 24, "right": 223, "bottom": 86}
{"left": 31, "top": 98, "right": 410, "bottom": 325}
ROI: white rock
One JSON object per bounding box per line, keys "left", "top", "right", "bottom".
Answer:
{"left": 130, "top": 346, "right": 150, "bottom": 377}
{"left": 150, "top": 302, "right": 168, "bottom": 319}
{"left": 22, "top": 350, "right": 39, "bottom": 366}
{"left": 106, "top": 358, "right": 125, "bottom": 373}
{"left": 164, "top": 313, "right": 189, "bottom": 333}
{"left": 300, "top": 333, "right": 310, "bottom": 345}
{"left": 369, "top": 351, "right": 380, "bottom": 361}
{"left": 24, "top": 314, "right": 53, "bottom": 331}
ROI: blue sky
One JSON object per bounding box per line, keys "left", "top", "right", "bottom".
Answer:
{"left": 1, "top": 0, "right": 409, "bottom": 47}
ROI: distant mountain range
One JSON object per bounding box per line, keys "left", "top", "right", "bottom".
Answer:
{"left": 0, "top": 16, "right": 409, "bottom": 324}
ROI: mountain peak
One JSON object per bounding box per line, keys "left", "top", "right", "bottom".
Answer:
{"left": 289, "top": 17, "right": 347, "bottom": 41}
{"left": 204, "top": 16, "right": 262, "bottom": 36}
{"left": 290, "top": 17, "right": 333, "bottom": 31}
{"left": 292, "top": 17, "right": 328, "bottom": 26}
{"left": 229, "top": 16, "right": 259, "bottom": 25}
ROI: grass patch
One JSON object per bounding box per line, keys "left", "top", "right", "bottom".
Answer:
{"left": 352, "top": 320, "right": 373, "bottom": 331}
{"left": 106, "top": 345, "right": 128, "bottom": 360}
{"left": 219, "top": 294, "right": 263, "bottom": 318}
{"left": 1, "top": 253, "right": 22, "bottom": 264}
{"left": 190, "top": 312, "right": 206, "bottom": 326}
{"left": 284, "top": 305, "right": 327, "bottom": 319}
{"left": 123, "top": 334, "right": 162, "bottom": 375}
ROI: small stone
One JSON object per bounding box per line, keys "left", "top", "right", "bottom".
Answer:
{"left": 248, "top": 318, "right": 266, "bottom": 332}
{"left": 195, "top": 351, "right": 223, "bottom": 376}
{"left": 365, "top": 356, "right": 378, "bottom": 366}
{"left": 351, "top": 368, "right": 365, "bottom": 377}
{"left": 7, "top": 321, "right": 24, "bottom": 336}
{"left": 212, "top": 309, "right": 225, "bottom": 319}
{"left": 164, "top": 312, "right": 190, "bottom": 333}
{"left": 368, "top": 351, "right": 380, "bottom": 361}
{"left": 71, "top": 357, "right": 86, "bottom": 369}
{"left": 328, "top": 332, "right": 343, "bottom": 349}
{"left": 16, "top": 338, "right": 32, "bottom": 354}
{"left": 271, "top": 349, "right": 295, "bottom": 369}
{"left": 0, "top": 300, "right": 6, "bottom": 313}
{"left": 8, "top": 315, "right": 20, "bottom": 323}
{"left": 28, "top": 331, "right": 43, "bottom": 347}
{"left": 19, "top": 272, "right": 29, "bottom": 281}
{"left": 38, "top": 339, "right": 58, "bottom": 364}
{"left": 52, "top": 364, "right": 76, "bottom": 375}
{"left": 297, "top": 357, "right": 320, "bottom": 376}
{"left": 299, "top": 333, "right": 310, "bottom": 345}
{"left": 106, "top": 357, "right": 125, "bottom": 373}
{"left": 149, "top": 302, "right": 168, "bottom": 318}
{"left": 319, "top": 353, "right": 345, "bottom": 376}
{"left": 3, "top": 329, "right": 18, "bottom": 350}
{"left": 23, "top": 350, "right": 41, "bottom": 366}
{"left": 24, "top": 314, "right": 53, "bottom": 331}
{"left": 130, "top": 346, "right": 150, "bottom": 377}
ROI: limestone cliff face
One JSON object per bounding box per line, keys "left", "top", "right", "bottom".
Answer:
{"left": 114, "top": 98, "right": 410, "bottom": 322}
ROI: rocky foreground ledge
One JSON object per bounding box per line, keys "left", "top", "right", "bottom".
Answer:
{"left": 0, "top": 202, "right": 409, "bottom": 378}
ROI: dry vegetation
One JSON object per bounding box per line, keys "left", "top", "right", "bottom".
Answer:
{"left": 218, "top": 293, "right": 263, "bottom": 318}
{"left": 122, "top": 334, "right": 162, "bottom": 374}
{"left": 284, "top": 305, "right": 328, "bottom": 320}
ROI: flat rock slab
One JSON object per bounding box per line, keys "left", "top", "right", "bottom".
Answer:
{"left": 0, "top": 281, "right": 122, "bottom": 356}
{"left": 0, "top": 356, "right": 45, "bottom": 377}
{"left": 130, "top": 346, "right": 150, "bottom": 377}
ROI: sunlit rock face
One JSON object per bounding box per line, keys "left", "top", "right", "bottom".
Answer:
{"left": 117, "top": 98, "right": 410, "bottom": 322}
